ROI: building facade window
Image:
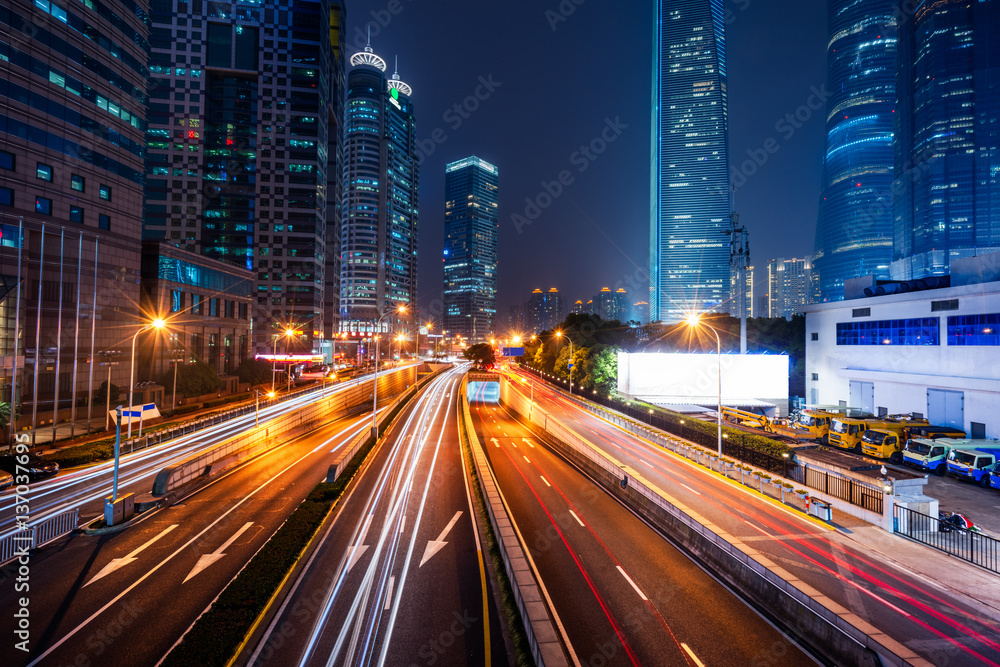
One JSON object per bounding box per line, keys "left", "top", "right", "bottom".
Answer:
{"left": 37, "top": 163, "right": 53, "bottom": 181}
{"left": 69, "top": 206, "right": 83, "bottom": 223}
{"left": 71, "top": 174, "right": 85, "bottom": 191}
{"left": 0, "top": 187, "right": 12, "bottom": 206}
{"left": 99, "top": 184, "right": 112, "bottom": 200}
{"left": 836, "top": 318, "right": 939, "bottom": 345}
{"left": 171, "top": 290, "right": 184, "bottom": 312}
{"left": 36, "top": 196, "right": 52, "bottom": 215}
{"left": 0, "top": 150, "right": 14, "bottom": 170}
{"left": 947, "top": 314, "right": 1000, "bottom": 346}
{"left": 192, "top": 294, "right": 202, "bottom": 315}
{"left": 209, "top": 297, "right": 219, "bottom": 317}
{"left": 98, "top": 214, "right": 110, "bottom": 229}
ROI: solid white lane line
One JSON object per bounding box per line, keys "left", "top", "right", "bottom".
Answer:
{"left": 681, "top": 643, "right": 705, "bottom": 667}
{"left": 399, "top": 515, "right": 406, "bottom": 534}
{"left": 616, "top": 566, "right": 647, "bottom": 601}
{"left": 569, "top": 510, "right": 585, "bottom": 527}
{"left": 680, "top": 483, "right": 701, "bottom": 496}
{"left": 383, "top": 576, "right": 395, "bottom": 611}
{"left": 540, "top": 476, "right": 551, "bottom": 487}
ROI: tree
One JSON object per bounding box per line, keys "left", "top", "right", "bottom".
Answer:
{"left": 159, "top": 362, "right": 223, "bottom": 398}
{"left": 235, "top": 359, "right": 273, "bottom": 387}
{"left": 0, "top": 401, "right": 10, "bottom": 444}
{"left": 463, "top": 343, "right": 497, "bottom": 371}
{"left": 95, "top": 381, "right": 122, "bottom": 405}
{"left": 587, "top": 346, "right": 619, "bottom": 394}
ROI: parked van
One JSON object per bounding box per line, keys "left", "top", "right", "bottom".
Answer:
{"left": 904, "top": 438, "right": 979, "bottom": 476}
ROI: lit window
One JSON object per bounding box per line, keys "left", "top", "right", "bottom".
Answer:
{"left": 71, "top": 174, "right": 85, "bottom": 191}
{"left": 69, "top": 206, "right": 83, "bottom": 223}
{"left": 36, "top": 197, "right": 53, "bottom": 215}
{"left": 99, "top": 184, "right": 111, "bottom": 201}
{"left": 37, "top": 163, "right": 53, "bottom": 181}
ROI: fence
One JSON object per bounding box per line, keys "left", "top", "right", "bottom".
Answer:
{"left": 798, "top": 465, "right": 883, "bottom": 514}
{"left": 0, "top": 509, "right": 80, "bottom": 566}
{"left": 894, "top": 505, "right": 999, "bottom": 574}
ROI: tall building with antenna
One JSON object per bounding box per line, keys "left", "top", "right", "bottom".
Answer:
{"left": 650, "top": 0, "right": 732, "bottom": 323}
{"left": 339, "top": 37, "right": 419, "bottom": 335}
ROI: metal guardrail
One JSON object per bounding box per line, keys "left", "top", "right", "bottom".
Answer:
{"left": 0, "top": 509, "right": 80, "bottom": 566}
{"left": 801, "top": 465, "right": 883, "bottom": 514}
{"left": 894, "top": 505, "right": 999, "bottom": 574}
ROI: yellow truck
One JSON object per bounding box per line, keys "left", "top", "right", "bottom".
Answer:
{"left": 782, "top": 408, "right": 842, "bottom": 444}
{"left": 829, "top": 415, "right": 930, "bottom": 454}
{"left": 860, "top": 424, "right": 916, "bottom": 463}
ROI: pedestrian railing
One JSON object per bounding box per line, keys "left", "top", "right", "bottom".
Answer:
{"left": 0, "top": 509, "right": 80, "bottom": 566}
{"left": 894, "top": 505, "right": 999, "bottom": 574}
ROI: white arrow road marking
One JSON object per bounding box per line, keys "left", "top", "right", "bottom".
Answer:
{"left": 85, "top": 524, "right": 178, "bottom": 587}
{"left": 522, "top": 438, "right": 534, "bottom": 448}
{"left": 347, "top": 513, "right": 374, "bottom": 573}
{"left": 491, "top": 438, "right": 499, "bottom": 448}
{"left": 183, "top": 522, "right": 254, "bottom": 583}
{"left": 419, "top": 511, "right": 463, "bottom": 567}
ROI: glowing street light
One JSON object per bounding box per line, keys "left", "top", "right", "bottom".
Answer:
{"left": 685, "top": 313, "right": 722, "bottom": 456}
{"left": 126, "top": 317, "right": 166, "bottom": 440}
{"left": 555, "top": 330, "right": 574, "bottom": 395}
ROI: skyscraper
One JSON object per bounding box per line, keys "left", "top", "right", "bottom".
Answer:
{"left": 1, "top": 0, "right": 149, "bottom": 439}
{"left": 650, "top": 0, "right": 731, "bottom": 323}
{"left": 812, "top": 1, "right": 897, "bottom": 301}
{"left": 767, "top": 258, "right": 813, "bottom": 320}
{"left": 144, "top": 0, "right": 345, "bottom": 354}
{"left": 892, "top": 0, "right": 1000, "bottom": 279}
{"left": 339, "top": 40, "right": 419, "bottom": 335}
{"left": 443, "top": 156, "right": 499, "bottom": 342}
{"left": 525, "top": 288, "right": 564, "bottom": 333}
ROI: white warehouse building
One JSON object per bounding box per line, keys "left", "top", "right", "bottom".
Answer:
{"left": 803, "top": 254, "right": 1000, "bottom": 440}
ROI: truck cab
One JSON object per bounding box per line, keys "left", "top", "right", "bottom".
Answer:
{"left": 989, "top": 463, "right": 1000, "bottom": 491}
{"left": 830, "top": 415, "right": 929, "bottom": 454}
{"left": 861, "top": 427, "right": 909, "bottom": 463}
{"left": 903, "top": 438, "right": 962, "bottom": 475}
{"left": 946, "top": 442, "right": 1000, "bottom": 486}
{"left": 791, "top": 409, "right": 840, "bottom": 443}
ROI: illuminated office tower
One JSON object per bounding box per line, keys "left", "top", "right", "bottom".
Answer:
{"left": 443, "top": 156, "right": 499, "bottom": 342}
{"left": 650, "top": 0, "right": 731, "bottom": 322}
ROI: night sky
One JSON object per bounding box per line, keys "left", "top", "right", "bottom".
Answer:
{"left": 344, "top": 0, "right": 827, "bottom": 322}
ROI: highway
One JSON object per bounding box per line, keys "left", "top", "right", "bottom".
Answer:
{"left": 0, "top": 408, "right": 379, "bottom": 667}
{"left": 471, "top": 389, "right": 815, "bottom": 667}
{"left": 511, "top": 368, "right": 1000, "bottom": 666}
{"left": 251, "top": 365, "right": 506, "bottom": 667}
{"left": 0, "top": 373, "right": 388, "bottom": 542}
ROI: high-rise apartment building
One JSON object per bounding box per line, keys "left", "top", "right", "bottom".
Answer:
{"left": 812, "top": 0, "right": 897, "bottom": 301}
{"left": 443, "top": 156, "right": 499, "bottom": 342}
{"left": 339, "top": 40, "right": 418, "bottom": 334}
{"left": 651, "top": 0, "right": 731, "bottom": 323}
{"left": 730, "top": 265, "right": 756, "bottom": 319}
{"left": 892, "top": 0, "right": 1000, "bottom": 279}
{"left": 1, "top": 0, "right": 149, "bottom": 438}
{"left": 143, "top": 0, "right": 346, "bottom": 355}
{"left": 525, "top": 288, "right": 564, "bottom": 333}
{"left": 767, "top": 257, "right": 813, "bottom": 320}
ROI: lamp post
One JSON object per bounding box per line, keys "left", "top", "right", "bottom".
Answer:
{"left": 271, "top": 327, "right": 297, "bottom": 393}
{"left": 372, "top": 304, "right": 406, "bottom": 438}
{"left": 555, "top": 330, "right": 574, "bottom": 395}
{"left": 126, "top": 318, "right": 165, "bottom": 439}
{"left": 255, "top": 389, "right": 275, "bottom": 426}
{"left": 685, "top": 314, "right": 722, "bottom": 456}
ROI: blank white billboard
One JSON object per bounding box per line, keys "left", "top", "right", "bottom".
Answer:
{"left": 617, "top": 352, "right": 788, "bottom": 400}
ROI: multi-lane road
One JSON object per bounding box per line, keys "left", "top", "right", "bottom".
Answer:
{"left": 471, "top": 389, "right": 814, "bottom": 667}
{"left": 251, "top": 365, "right": 506, "bottom": 667}
{"left": 508, "top": 367, "right": 1000, "bottom": 666}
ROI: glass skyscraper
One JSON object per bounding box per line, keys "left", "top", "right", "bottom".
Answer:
{"left": 812, "top": 0, "right": 897, "bottom": 301}
{"left": 650, "top": 0, "right": 731, "bottom": 323}
{"left": 339, "top": 41, "right": 419, "bottom": 334}
{"left": 443, "top": 156, "right": 499, "bottom": 342}
{"left": 144, "top": 0, "right": 345, "bottom": 355}
{"left": 892, "top": 0, "right": 1000, "bottom": 279}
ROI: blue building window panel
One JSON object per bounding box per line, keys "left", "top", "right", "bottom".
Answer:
{"left": 947, "top": 314, "right": 1000, "bottom": 346}
{"left": 836, "top": 318, "right": 939, "bottom": 345}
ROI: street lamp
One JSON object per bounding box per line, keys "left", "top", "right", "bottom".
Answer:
{"left": 555, "top": 330, "right": 574, "bottom": 395}
{"left": 685, "top": 313, "right": 722, "bottom": 456}
{"left": 126, "top": 318, "right": 166, "bottom": 439}
{"left": 372, "top": 304, "right": 406, "bottom": 437}
{"left": 271, "top": 327, "right": 298, "bottom": 393}
{"left": 254, "top": 390, "right": 275, "bottom": 426}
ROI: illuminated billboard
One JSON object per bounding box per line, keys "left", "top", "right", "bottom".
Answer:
{"left": 617, "top": 352, "right": 788, "bottom": 401}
